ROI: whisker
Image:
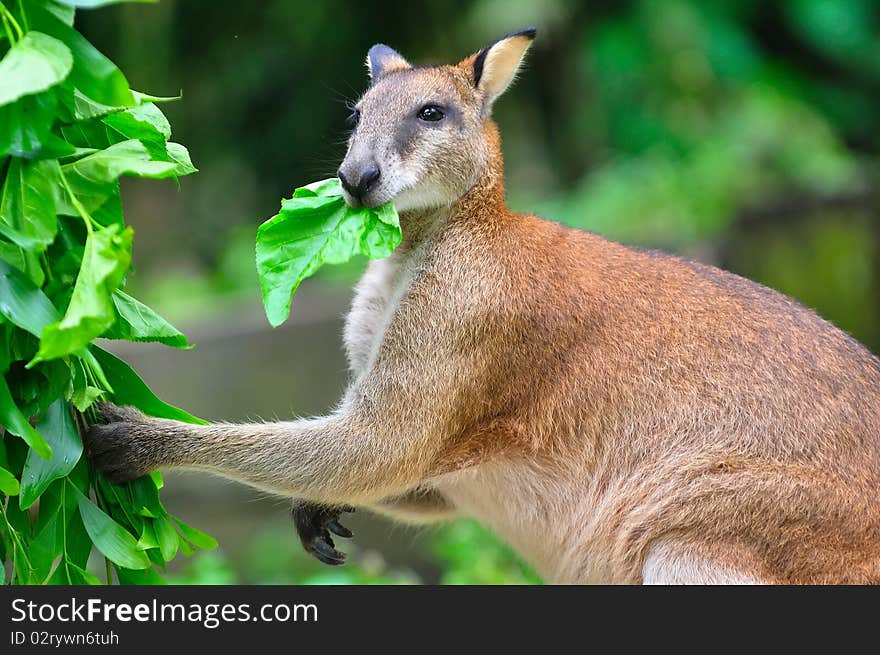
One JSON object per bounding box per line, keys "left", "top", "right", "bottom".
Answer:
{"left": 320, "top": 80, "right": 360, "bottom": 110}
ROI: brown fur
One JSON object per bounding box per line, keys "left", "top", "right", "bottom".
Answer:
{"left": 87, "top": 31, "right": 880, "bottom": 584}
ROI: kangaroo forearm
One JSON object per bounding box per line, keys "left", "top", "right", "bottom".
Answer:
{"left": 172, "top": 417, "right": 418, "bottom": 502}
{"left": 372, "top": 488, "right": 458, "bottom": 524}
{"left": 89, "top": 406, "right": 436, "bottom": 505}
{"left": 159, "top": 418, "right": 341, "bottom": 489}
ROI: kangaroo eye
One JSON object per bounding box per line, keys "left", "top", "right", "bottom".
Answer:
{"left": 417, "top": 105, "right": 444, "bottom": 122}
{"left": 346, "top": 109, "right": 360, "bottom": 128}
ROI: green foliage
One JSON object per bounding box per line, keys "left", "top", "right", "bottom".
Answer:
{"left": 166, "top": 519, "right": 542, "bottom": 585}
{"left": 0, "top": 0, "right": 211, "bottom": 585}
{"left": 431, "top": 520, "right": 542, "bottom": 585}
{"left": 166, "top": 525, "right": 412, "bottom": 585}
{"left": 19, "top": 399, "right": 80, "bottom": 508}
{"left": 0, "top": 31, "right": 72, "bottom": 106}
{"left": 518, "top": 1, "right": 870, "bottom": 252}
{"left": 255, "top": 178, "right": 401, "bottom": 327}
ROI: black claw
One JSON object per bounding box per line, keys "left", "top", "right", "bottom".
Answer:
{"left": 312, "top": 537, "right": 342, "bottom": 560}
{"left": 327, "top": 520, "right": 353, "bottom": 538}
{"left": 311, "top": 548, "right": 346, "bottom": 566}
{"left": 292, "top": 501, "right": 355, "bottom": 566}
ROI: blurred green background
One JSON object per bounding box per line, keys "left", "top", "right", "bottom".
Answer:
{"left": 74, "top": 0, "right": 879, "bottom": 583}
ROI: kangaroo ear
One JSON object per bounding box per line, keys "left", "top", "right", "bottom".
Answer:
{"left": 366, "top": 44, "right": 411, "bottom": 82}
{"left": 466, "top": 28, "right": 536, "bottom": 110}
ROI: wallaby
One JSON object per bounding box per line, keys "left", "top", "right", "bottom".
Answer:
{"left": 87, "top": 28, "right": 880, "bottom": 584}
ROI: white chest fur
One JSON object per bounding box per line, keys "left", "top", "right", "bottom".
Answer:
{"left": 343, "top": 239, "right": 431, "bottom": 378}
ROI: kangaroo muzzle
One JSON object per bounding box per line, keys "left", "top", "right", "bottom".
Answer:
{"left": 338, "top": 161, "right": 381, "bottom": 205}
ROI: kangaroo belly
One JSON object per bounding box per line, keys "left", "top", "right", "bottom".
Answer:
{"left": 435, "top": 461, "right": 605, "bottom": 583}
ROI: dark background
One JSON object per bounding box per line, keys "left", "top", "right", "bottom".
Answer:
{"left": 72, "top": 0, "right": 879, "bottom": 583}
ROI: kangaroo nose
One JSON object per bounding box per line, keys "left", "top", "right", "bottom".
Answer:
{"left": 338, "top": 164, "right": 381, "bottom": 202}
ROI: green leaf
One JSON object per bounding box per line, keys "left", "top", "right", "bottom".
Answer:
{"left": 0, "top": 258, "right": 61, "bottom": 336}
{"left": 102, "top": 103, "right": 169, "bottom": 155}
{"left": 294, "top": 177, "right": 345, "bottom": 198}
{"left": 0, "top": 90, "right": 60, "bottom": 158}
{"left": 74, "top": 487, "right": 150, "bottom": 569}
{"left": 44, "top": 1, "right": 76, "bottom": 25}
{"left": 60, "top": 115, "right": 115, "bottom": 149}
{"left": 105, "top": 290, "right": 191, "bottom": 348}
{"left": 94, "top": 105, "right": 195, "bottom": 176}
{"left": 30, "top": 505, "right": 66, "bottom": 580}
{"left": 154, "top": 517, "right": 179, "bottom": 561}
{"left": 128, "top": 475, "right": 162, "bottom": 518}
{"left": 115, "top": 565, "right": 165, "bottom": 585}
{"left": 28, "top": 2, "right": 135, "bottom": 110}
{"left": 0, "top": 31, "right": 73, "bottom": 107}
{"left": 0, "top": 374, "right": 52, "bottom": 458}
{"left": 0, "top": 241, "right": 26, "bottom": 271}
{"left": 0, "top": 465, "right": 20, "bottom": 495}
{"left": 145, "top": 546, "right": 165, "bottom": 567}
{"left": 55, "top": 174, "right": 121, "bottom": 225}
{"left": 173, "top": 518, "right": 218, "bottom": 550}
{"left": 19, "top": 399, "right": 82, "bottom": 508}
{"left": 31, "top": 472, "right": 91, "bottom": 581}
{"left": 89, "top": 345, "right": 207, "bottom": 424}
{"left": 35, "top": 223, "right": 132, "bottom": 362}
{"left": 71, "top": 384, "right": 104, "bottom": 411}
{"left": 35, "top": 359, "right": 73, "bottom": 416}
{"left": 87, "top": 186, "right": 123, "bottom": 226}
{"left": 67, "top": 562, "right": 102, "bottom": 585}
{"left": 61, "top": 139, "right": 177, "bottom": 184}
{"left": 125, "top": 102, "right": 171, "bottom": 139}
{"left": 164, "top": 142, "right": 197, "bottom": 175}
{"left": 13, "top": 356, "right": 72, "bottom": 419}
{"left": 69, "top": 87, "right": 125, "bottom": 121}
{"left": 136, "top": 521, "right": 159, "bottom": 551}
{"left": 0, "top": 158, "right": 61, "bottom": 251}
{"left": 256, "top": 178, "right": 401, "bottom": 327}
{"left": 374, "top": 201, "right": 399, "bottom": 226}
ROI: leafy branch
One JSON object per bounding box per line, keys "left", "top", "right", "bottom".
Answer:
{"left": 0, "top": 0, "right": 213, "bottom": 585}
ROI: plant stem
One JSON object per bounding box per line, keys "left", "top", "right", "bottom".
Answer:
{"left": 0, "top": 497, "right": 34, "bottom": 582}
{"left": 16, "top": 0, "right": 27, "bottom": 32}
{"left": 1, "top": 12, "right": 15, "bottom": 44}
{"left": 61, "top": 480, "right": 73, "bottom": 583}
{"left": 41, "top": 251, "right": 54, "bottom": 284}
{"left": 0, "top": 3, "right": 23, "bottom": 42}
{"left": 91, "top": 486, "right": 117, "bottom": 586}
{"left": 58, "top": 170, "right": 96, "bottom": 234}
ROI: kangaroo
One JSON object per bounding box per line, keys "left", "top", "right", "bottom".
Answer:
{"left": 87, "top": 28, "right": 880, "bottom": 584}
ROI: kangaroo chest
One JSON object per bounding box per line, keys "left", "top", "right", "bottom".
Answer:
{"left": 343, "top": 241, "right": 431, "bottom": 377}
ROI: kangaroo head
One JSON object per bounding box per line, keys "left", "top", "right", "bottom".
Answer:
{"left": 338, "top": 28, "right": 536, "bottom": 212}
